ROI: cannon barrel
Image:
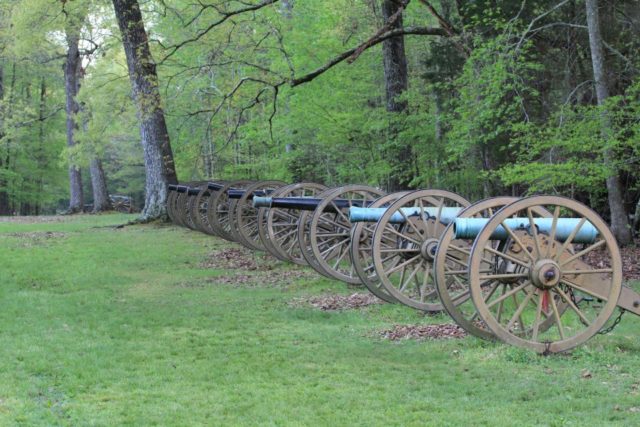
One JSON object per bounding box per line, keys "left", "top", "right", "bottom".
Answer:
{"left": 227, "top": 189, "right": 268, "bottom": 200}
{"left": 207, "top": 182, "right": 225, "bottom": 191}
{"left": 454, "top": 217, "right": 599, "bottom": 243}
{"left": 349, "top": 207, "right": 462, "bottom": 224}
{"left": 187, "top": 187, "right": 201, "bottom": 196}
{"left": 176, "top": 185, "right": 189, "bottom": 193}
{"left": 253, "top": 197, "right": 368, "bottom": 211}
{"left": 168, "top": 184, "right": 178, "bottom": 191}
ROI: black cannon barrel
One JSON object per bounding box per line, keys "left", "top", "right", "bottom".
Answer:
{"left": 207, "top": 182, "right": 225, "bottom": 191}
{"left": 176, "top": 185, "right": 189, "bottom": 193}
{"left": 168, "top": 184, "right": 178, "bottom": 191}
{"left": 227, "top": 189, "right": 269, "bottom": 200}
{"left": 258, "top": 197, "right": 368, "bottom": 211}
{"left": 187, "top": 187, "right": 201, "bottom": 196}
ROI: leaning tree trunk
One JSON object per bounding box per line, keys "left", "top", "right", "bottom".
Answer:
{"left": 89, "top": 157, "right": 112, "bottom": 212}
{"left": 64, "top": 28, "right": 84, "bottom": 213}
{"left": 112, "top": 0, "right": 178, "bottom": 220}
{"left": 381, "top": 0, "right": 411, "bottom": 192}
{"left": 585, "top": 0, "right": 632, "bottom": 245}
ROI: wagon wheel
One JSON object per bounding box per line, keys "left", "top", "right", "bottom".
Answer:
{"left": 231, "top": 180, "right": 287, "bottom": 251}
{"left": 468, "top": 196, "right": 622, "bottom": 353}
{"left": 306, "top": 185, "right": 386, "bottom": 284}
{"left": 350, "top": 191, "right": 410, "bottom": 303}
{"left": 174, "top": 182, "right": 200, "bottom": 228}
{"left": 185, "top": 181, "right": 208, "bottom": 231}
{"left": 206, "top": 180, "right": 253, "bottom": 241}
{"left": 297, "top": 188, "right": 341, "bottom": 278}
{"left": 434, "top": 197, "right": 524, "bottom": 340}
{"left": 166, "top": 188, "right": 179, "bottom": 224}
{"left": 258, "top": 182, "right": 328, "bottom": 263}
{"left": 191, "top": 183, "right": 226, "bottom": 236}
{"left": 173, "top": 189, "right": 189, "bottom": 227}
{"left": 371, "top": 190, "right": 470, "bottom": 312}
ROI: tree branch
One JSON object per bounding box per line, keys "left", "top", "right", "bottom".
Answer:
{"left": 159, "top": 0, "right": 281, "bottom": 62}
{"left": 290, "top": 26, "right": 447, "bottom": 87}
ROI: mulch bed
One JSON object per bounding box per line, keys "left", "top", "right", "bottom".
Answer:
{"left": 290, "top": 293, "right": 383, "bottom": 311}
{"left": 209, "top": 269, "right": 316, "bottom": 288}
{"left": 582, "top": 239, "right": 640, "bottom": 282}
{"left": 200, "top": 247, "right": 264, "bottom": 271}
{"left": 380, "top": 323, "right": 467, "bottom": 341}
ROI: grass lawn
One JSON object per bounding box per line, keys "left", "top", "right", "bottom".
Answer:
{"left": 0, "top": 214, "right": 638, "bottom": 426}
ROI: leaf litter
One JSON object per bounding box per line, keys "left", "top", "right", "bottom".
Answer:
{"left": 290, "top": 293, "right": 383, "bottom": 311}
{"left": 380, "top": 323, "right": 467, "bottom": 341}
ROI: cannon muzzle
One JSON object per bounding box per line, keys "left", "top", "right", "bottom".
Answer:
{"left": 453, "top": 217, "right": 599, "bottom": 243}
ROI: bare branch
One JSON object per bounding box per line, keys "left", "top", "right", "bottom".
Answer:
{"left": 291, "top": 26, "right": 447, "bottom": 87}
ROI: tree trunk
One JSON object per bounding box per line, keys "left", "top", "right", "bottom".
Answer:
{"left": 381, "top": 0, "right": 411, "bottom": 192}
{"left": 36, "top": 77, "right": 47, "bottom": 215}
{"left": 112, "top": 0, "right": 178, "bottom": 220}
{"left": 64, "top": 28, "right": 84, "bottom": 213}
{"left": 585, "top": 0, "right": 632, "bottom": 245}
{"left": 90, "top": 157, "right": 112, "bottom": 212}
{"left": 0, "top": 64, "right": 7, "bottom": 215}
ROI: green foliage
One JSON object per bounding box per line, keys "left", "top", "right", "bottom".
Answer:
{"left": 498, "top": 81, "right": 640, "bottom": 201}
{"left": 1, "top": 0, "right": 639, "bottom": 217}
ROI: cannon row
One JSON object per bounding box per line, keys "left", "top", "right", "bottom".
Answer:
{"left": 167, "top": 180, "right": 640, "bottom": 354}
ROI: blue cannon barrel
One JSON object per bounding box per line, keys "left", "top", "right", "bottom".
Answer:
{"left": 349, "top": 206, "right": 462, "bottom": 224}
{"left": 168, "top": 184, "right": 178, "bottom": 191}
{"left": 253, "top": 197, "right": 367, "bottom": 211}
{"left": 176, "top": 185, "right": 189, "bottom": 193}
{"left": 187, "top": 187, "right": 201, "bottom": 196}
{"left": 453, "top": 218, "right": 599, "bottom": 244}
{"left": 207, "top": 182, "right": 225, "bottom": 191}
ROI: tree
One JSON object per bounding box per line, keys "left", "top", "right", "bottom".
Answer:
{"left": 381, "top": 0, "right": 410, "bottom": 191}
{"left": 112, "top": 0, "right": 178, "bottom": 220}
{"left": 585, "top": 0, "right": 632, "bottom": 244}
{"left": 64, "top": 21, "right": 84, "bottom": 213}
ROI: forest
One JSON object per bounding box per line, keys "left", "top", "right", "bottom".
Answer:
{"left": 0, "top": 0, "right": 638, "bottom": 244}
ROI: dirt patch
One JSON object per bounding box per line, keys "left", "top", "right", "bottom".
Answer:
{"left": 290, "top": 293, "right": 383, "bottom": 311}
{"left": 582, "top": 239, "right": 640, "bottom": 282}
{"left": 380, "top": 323, "right": 467, "bottom": 341}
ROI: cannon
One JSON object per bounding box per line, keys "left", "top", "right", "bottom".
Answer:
{"left": 255, "top": 183, "right": 328, "bottom": 264}
{"left": 362, "top": 190, "right": 471, "bottom": 312}
{"left": 460, "top": 196, "right": 639, "bottom": 353}
{"left": 227, "top": 180, "right": 287, "bottom": 251}
{"left": 206, "top": 180, "right": 255, "bottom": 241}
{"left": 253, "top": 185, "right": 386, "bottom": 281}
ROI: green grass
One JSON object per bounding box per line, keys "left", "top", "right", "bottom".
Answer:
{"left": 0, "top": 214, "right": 639, "bottom": 426}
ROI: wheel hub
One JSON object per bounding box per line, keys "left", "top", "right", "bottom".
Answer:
{"left": 531, "top": 259, "right": 562, "bottom": 290}
{"left": 421, "top": 238, "right": 440, "bottom": 261}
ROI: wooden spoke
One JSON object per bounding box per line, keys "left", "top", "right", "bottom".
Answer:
{"left": 559, "top": 239, "right": 606, "bottom": 267}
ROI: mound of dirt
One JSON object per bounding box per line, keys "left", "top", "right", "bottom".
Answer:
{"left": 291, "top": 293, "right": 383, "bottom": 311}
{"left": 380, "top": 323, "right": 467, "bottom": 341}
